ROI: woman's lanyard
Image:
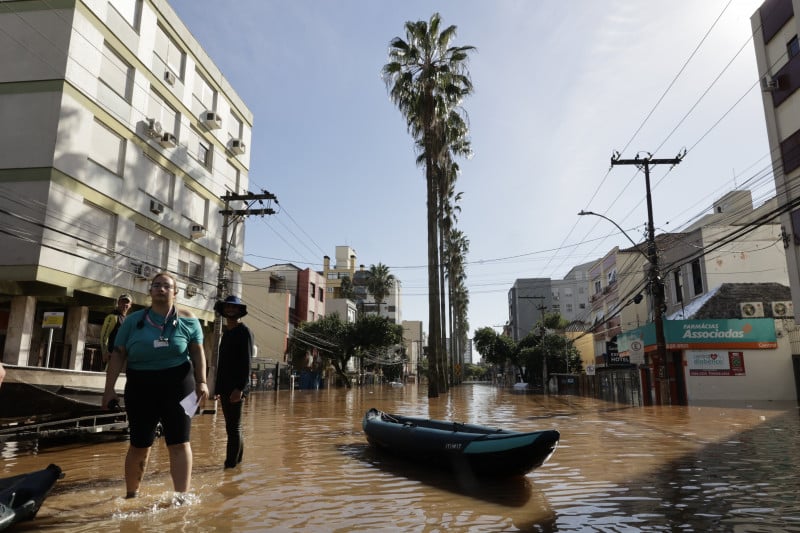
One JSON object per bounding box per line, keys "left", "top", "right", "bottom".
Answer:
{"left": 144, "top": 306, "right": 177, "bottom": 347}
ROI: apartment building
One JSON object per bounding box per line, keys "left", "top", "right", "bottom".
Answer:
{"left": 0, "top": 0, "right": 252, "bottom": 370}
{"left": 240, "top": 262, "right": 326, "bottom": 369}
{"left": 507, "top": 278, "right": 551, "bottom": 343}
{"left": 322, "top": 246, "right": 402, "bottom": 324}
{"left": 664, "top": 192, "right": 788, "bottom": 319}
{"left": 751, "top": 0, "right": 800, "bottom": 320}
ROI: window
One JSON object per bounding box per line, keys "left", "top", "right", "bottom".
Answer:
{"left": 552, "top": 288, "right": 559, "bottom": 300}
{"left": 100, "top": 42, "right": 133, "bottom": 101}
{"left": 184, "top": 186, "right": 208, "bottom": 227}
{"left": 178, "top": 247, "right": 203, "bottom": 281}
{"left": 198, "top": 141, "right": 212, "bottom": 169}
{"left": 147, "top": 90, "right": 178, "bottom": 136}
{"left": 133, "top": 225, "right": 166, "bottom": 268}
{"left": 154, "top": 25, "right": 185, "bottom": 79}
{"left": 788, "top": 35, "right": 799, "bottom": 59}
{"left": 227, "top": 113, "right": 243, "bottom": 141}
{"left": 141, "top": 155, "right": 174, "bottom": 206}
{"left": 192, "top": 70, "right": 216, "bottom": 116}
{"left": 109, "top": 0, "right": 142, "bottom": 30}
{"left": 89, "top": 119, "right": 125, "bottom": 175}
{"left": 310, "top": 282, "right": 316, "bottom": 297}
{"left": 607, "top": 269, "right": 617, "bottom": 284}
{"left": 566, "top": 304, "right": 573, "bottom": 313}
{"left": 673, "top": 270, "right": 683, "bottom": 303}
{"left": 74, "top": 201, "right": 115, "bottom": 254}
{"left": 224, "top": 161, "right": 240, "bottom": 194}
{"left": 319, "top": 288, "right": 324, "bottom": 301}
{"left": 691, "top": 259, "right": 703, "bottom": 296}
{"left": 579, "top": 303, "right": 586, "bottom": 309}
{"left": 564, "top": 288, "right": 573, "bottom": 297}
{"left": 578, "top": 286, "right": 585, "bottom": 294}
{"left": 594, "top": 280, "right": 602, "bottom": 294}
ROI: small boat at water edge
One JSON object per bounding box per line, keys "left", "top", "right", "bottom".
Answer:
{"left": 362, "top": 408, "right": 559, "bottom": 477}
{"left": 0, "top": 464, "right": 63, "bottom": 530}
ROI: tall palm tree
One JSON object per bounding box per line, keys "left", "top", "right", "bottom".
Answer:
{"left": 383, "top": 13, "right": 475, "bottom": 398}
{"left": 446, "top": 229, "right": 469, "bottom": 383}
{"left": 365, "top": 263, "right": 395, "bottom": 317}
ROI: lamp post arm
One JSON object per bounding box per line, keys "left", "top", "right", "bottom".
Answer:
{"left": 578, "top": 210, "right": 650, "bottom": 264}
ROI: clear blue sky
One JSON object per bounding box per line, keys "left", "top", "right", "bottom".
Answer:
{"left": 170, "top": 0, "right": 774, "bottom": 335}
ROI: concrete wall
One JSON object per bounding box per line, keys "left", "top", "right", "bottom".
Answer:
{"left": 684, "top": 336, "right": 797, "bottom": 402}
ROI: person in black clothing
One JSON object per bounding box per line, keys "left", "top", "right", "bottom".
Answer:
{"left": 213, "top": 295, "right": 254, "bottom": 469}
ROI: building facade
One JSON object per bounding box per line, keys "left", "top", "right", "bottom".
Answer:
{"left": 751, "top": 0, "right": 800, "bottom": 322}
{"left": 322, "top": 246, "right": 402, "bottom": 324}
{"left": 0, "top": 0, "right": 252, "bottom": 371}
{"left": 507, "top": 278, "right": 552, "bottom": 343}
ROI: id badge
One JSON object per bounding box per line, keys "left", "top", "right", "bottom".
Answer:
{"left": 154, "top": 339, "right": 169, "bottom": 348}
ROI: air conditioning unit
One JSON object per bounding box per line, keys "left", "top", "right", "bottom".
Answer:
{"left": 771, "top": 300, "right": 794, "bottom": 317}
{"left": 739, "top": 301, "right": 764, "bottom": 318}
{"left": 762, "top": 77, "right": 780, "bottom": 91}
{"left": 185, "top": 284, "right": 198, "bottom": 298}
{"left": 149, "top": 199, "right": 164, "bottom": 214}
{"left": 202, "top": 111, "right": 222, "bottom": 129}
{"left": 133, "top": 262, "right": 154, "bottom": 279}
{"left": 159, "top": 132, "right": 177, "bottom": 148}
{"left": 145, "top": 118, "right": 162, "bottom": 138}
{"left": 190, "top": 224, "right": 206, "bottom": 239}
{"left": 230, "top": 139, "right": 246, "bottom": 155}
{"left": 164, "top": 70, "right": 177, "bottom": 86}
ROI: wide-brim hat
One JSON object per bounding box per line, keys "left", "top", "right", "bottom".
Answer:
{"left": 214, "top": 295, "right": 247, "bottom": 317}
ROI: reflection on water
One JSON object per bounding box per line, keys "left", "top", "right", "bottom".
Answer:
{"left": 2, "top": 384, "right": 799, "bottom": 531}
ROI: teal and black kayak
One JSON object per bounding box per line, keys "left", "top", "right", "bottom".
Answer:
{"left": 0, "top": 464, "right": 63, "bottom": 531}
{"left": 362, "top": 408, "right": 559, "bottom": 477}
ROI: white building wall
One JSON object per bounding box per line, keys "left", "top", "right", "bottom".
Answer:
{"left": 701, "top": 225, "right": 789, "bottom": 289}
{"left": 0, "top": 0, "right": 254, "bottom": 368}
{"left": 751, "top": 2, "right": 800, "bottom": 325}
{"left": 684, "top": 331, "right": 796, "bottom": 402}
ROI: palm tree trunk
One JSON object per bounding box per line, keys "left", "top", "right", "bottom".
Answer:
{"left": 438, "top": 211, "right": 449, "bottom": 392}
{"left": 426, "top": 162, "right": 441, "bottom": 398}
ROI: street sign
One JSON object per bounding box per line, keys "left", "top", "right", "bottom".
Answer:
{"left": 630, "top": 339, "right": 644, "bottom": 359}
{"left": 42, "top": 312, "right": 64, "bottom": 329}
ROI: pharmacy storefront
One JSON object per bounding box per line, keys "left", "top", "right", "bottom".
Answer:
{"left": 619, "top": 318, "right": 797, "bottom": 403}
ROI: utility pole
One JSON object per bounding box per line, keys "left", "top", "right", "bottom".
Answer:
{"left": 610, "top": 151, "right": 683, "bottom": 405}
{"left": 207, "top": 190, "right": 277, "bottom": 400}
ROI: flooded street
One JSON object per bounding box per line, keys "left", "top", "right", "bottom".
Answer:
{"left": 2, "top": 383, "right": 799, "bottom": 532}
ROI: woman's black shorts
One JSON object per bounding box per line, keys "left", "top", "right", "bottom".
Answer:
{"left": 124, "top": 361, "right": 195, "bottom": 447}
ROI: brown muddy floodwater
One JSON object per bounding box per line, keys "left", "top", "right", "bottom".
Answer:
{"left": 2, "top": 383, "right": 799, "bottom": 532}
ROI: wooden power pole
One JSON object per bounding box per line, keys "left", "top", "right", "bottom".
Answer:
{"left": 610, "top": 151, "right": 683, "bottom": 404}
{"left": 207, "top": 190, "right": 277, "bottom": 400}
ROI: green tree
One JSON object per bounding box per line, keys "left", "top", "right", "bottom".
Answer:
{"left": 383, "top": 13, "right": 475, "bottom": 398}
{"left": 365, "top": 263, "right": 395, "bottom": 317}
{"left": 339, "top": 275, "right": 356, "bottom": 300}
{"left": 475, "top": 318, "right": 582, "bottom": 386}
{"left": 287, "top": 313, "right": 402, "bottom": 388}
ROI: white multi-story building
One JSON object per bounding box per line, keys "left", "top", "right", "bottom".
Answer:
{"left": 0, "top": 0, "right": 252, "bottom": 371}
{"left": 751, "top": 0, "right": 800, "bottom": 321}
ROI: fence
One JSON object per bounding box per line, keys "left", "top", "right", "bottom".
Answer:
{"left": 551, "top": 367, "right": 642, "bottom": 406}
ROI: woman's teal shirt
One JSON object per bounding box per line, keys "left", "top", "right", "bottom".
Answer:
{"left": 115, "top": 307, "right": 204, "bottom": 371}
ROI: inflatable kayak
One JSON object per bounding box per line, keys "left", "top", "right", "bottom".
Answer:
{"left": 362, "top": 408, "right": 559, "bottom": 477}
{"left": 0, "top": 464, "right": 63, "bottom": 530}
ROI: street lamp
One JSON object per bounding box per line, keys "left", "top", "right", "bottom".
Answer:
{"left": 578, "top": 210, "right": 649, "bottom": 262}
